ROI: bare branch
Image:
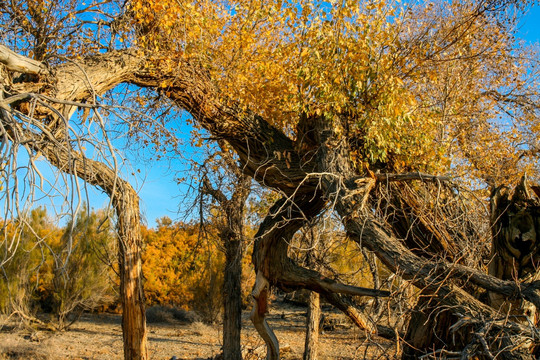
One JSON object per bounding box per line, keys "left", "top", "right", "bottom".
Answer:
{"left": 375, "top": 172, "right": 451, "bottom": 182}
{"left": 0, "top": 44, "right": 48, "bottom": 75}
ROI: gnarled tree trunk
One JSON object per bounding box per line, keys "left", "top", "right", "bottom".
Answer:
{"left": 37, "top": 143, "right": 148, "bottom": 360}
{"left": 488, "top": 178, "right": 540, "bottom": 355}
{"left": 4, "top": 45, "right": 540, "bottom": 360}
{"left": 19, "top": 134, "right": 149, "bottom": 360}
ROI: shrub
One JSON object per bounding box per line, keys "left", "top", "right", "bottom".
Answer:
{"left": 48, "top": 208, "right": 117, "bottom": 329}
{"left": 145, "top": 305, "right": 199, "bottom": 324}
{"left": 146, "top": 305, "right": 175, "bottom": 323}
{"left": 0, "top": 207, "right": 117, "bottom": 329}
{"left": 142, "top": 219, "right": 225, "bottom": 323}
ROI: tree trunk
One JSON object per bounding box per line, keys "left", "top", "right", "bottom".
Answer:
{"left": 202, "top": 159, "right": 250, "bottom": 360}
{"left": 115, "top": 187, "right": 148, "bottom": 360}
{"left": 360, "top": 248, "right": 381, "bottom": 312}
{"left": 303, "top": 291, "right": 320, "bottom": 360}
{"left": 1, "top": 46, "right": 150, "bottom": 359}
{"left": 487, "top": 179, "right": 540, "bottom": 356}
{"left": 402, "top": 296, "right": 460, "bottom": 359}
{"left": 223, "top": 236, "right": 243, "bottom": 360}
{"left": 4, "top": 45, "right": 540, "bottom": 360}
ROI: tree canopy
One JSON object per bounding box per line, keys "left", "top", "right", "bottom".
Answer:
{"left": 130, "top": 0, "right": 539, "bottom": 181}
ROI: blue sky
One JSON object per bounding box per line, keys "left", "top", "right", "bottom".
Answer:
{"left": 519, "top": 5, "right": 540, "bottom": 40}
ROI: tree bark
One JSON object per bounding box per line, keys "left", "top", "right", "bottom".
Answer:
{"left": 401, "top": 296, "right": 459, "bottom": 359}
{"left": 308, "top": 115, "right": 537, "bottom": 359}
{"left": 487, "top": 179, "right": 540, "bottom": 356}
{"left": 223, "top": 234, "right": 243, "bottom": 360}
{"left": 114, "top": 186, "right": 148, "bottom": 360}
{"left": 4, "top": 45, "right": 540, "bottom": 360}
{"left": 1, "top": 47, "right": 150, "bottom": 359}
{"left": 47, "top": 152, "right": 148, "bottom": 360}
{"left": 343, "top": 211, "right": 536, "bottom": 360}
{"left": 40, "top": 147, "right": 147, "bottom": 360}
{"left": 303, "top": 291, "right": 320, "bottom": 360}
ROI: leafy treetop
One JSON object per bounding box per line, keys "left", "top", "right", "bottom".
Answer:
{"left": 130, "top": 0, "right": 539, "bottom": 184}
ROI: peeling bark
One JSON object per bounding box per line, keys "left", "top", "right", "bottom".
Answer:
{"left": 0, "top": 44, "right": 48, "bottom": 75}
{"left": 250, "top": 271, "right": 279, "bottom": 360}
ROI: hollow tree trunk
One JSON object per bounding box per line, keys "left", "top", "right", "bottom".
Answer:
{"left": 488, "top": 179, "right": 540, "bottom": 356}
{"left": 303, "top": 291, "right": 320, "bottom": 360}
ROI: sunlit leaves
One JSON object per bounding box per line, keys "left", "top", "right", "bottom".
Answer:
{"left": 141, "top": 218, "right": 225, "bottom": 308}
{"left": 131, "top": 0, "right": 539, "bottom": 183}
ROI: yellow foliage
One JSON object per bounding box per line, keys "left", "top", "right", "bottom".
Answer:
{"left": 0, "top": 207, "right": 117, "bottom": 317}
{"left": 132, "top": 0, "right": 540, "bottom": 184}
{"left": 141, "top": 218, "right": 225, "bottom": 310}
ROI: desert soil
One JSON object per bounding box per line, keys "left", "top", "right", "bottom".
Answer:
{"left": 0, "top": 303, "right": 395, "bottom": 360}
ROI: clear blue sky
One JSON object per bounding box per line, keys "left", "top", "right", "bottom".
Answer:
{"left": 519, "top": 5, "right": 540, "bottom": 40}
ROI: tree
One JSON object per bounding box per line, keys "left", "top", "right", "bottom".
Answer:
{"left": 142, "top": 218, "right": 225, "bottom": 319}
{"left": 199, "top": 143, "right": 252, "bottom": 360}
{"left": 51, "top": 207, "right": 117, "bottom": 329}
{"left": 298, "top": 227, "right": 322, "bottom": 360}
{"left": 0, "top": 207, "right": 61, "bottom": 321}
{"left": 2, "top": 0, "right": 540, "bottom": 359}
{"left": 289, "top": 216, "right": 392, "bottom": 359}
{"left": 0, "top": 206, "right": 117, "bottom": 329}
{"left": 0, "top": 1, "right": 149, "bottom": 356}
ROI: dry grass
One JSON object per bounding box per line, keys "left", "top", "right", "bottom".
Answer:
{"left": 0, "top": 341, "right": 49, "bottom": 360}
{"left": 0, "top": 303, "right": 396, "bottom": 360}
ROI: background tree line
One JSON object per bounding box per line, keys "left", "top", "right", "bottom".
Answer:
{"left": 0, "top": 207, "right": 232, "bottom": 324}
{"left": 1, "top": 204, "right": 382, "bottom": 326}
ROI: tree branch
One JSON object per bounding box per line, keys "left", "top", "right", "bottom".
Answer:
{"left": 375, "top": 172, "right": 451, "bottom": 182}
{"left": 0, "top": 44, "right": 48, "bottom": 75}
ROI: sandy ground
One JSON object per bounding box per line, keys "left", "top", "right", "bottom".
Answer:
{"left": 0, "top": 303, "right": 396, "bottom": 360}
